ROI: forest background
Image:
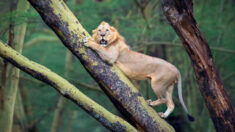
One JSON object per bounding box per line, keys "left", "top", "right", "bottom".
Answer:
{"left": 0, "top": 0, "right": 234, "bottom": 131}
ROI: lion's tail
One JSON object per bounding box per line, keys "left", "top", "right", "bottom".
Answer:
{"left": 177, "top": 72, "right": 195, "bottom": 122}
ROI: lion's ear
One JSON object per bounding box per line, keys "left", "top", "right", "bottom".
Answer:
{"left": 92, "top": 29, "right": 97, "bottom": 34}
{"left": 110, "top": 26, "right": 116, "bottom": 32}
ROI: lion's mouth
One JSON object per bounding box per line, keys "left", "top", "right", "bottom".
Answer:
{"left": 100, "top": 39, "right": 108, "bottom": 46}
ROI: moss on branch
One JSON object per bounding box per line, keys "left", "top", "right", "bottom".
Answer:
{"left": 0, "top": 40, "right": 137, "bottom": 132}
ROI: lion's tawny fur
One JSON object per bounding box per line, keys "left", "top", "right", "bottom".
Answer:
{"left": 84, "top": 21, "right": 192, "bottom": 119}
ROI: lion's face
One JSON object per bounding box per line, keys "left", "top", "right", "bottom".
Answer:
{"left": 93, "top": 21, "right": 117, "bottom": 47}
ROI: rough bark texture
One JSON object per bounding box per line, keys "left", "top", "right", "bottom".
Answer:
{"left": 0, "top": 40, "right": 137, "bottom": 132}
{"left": 161, "top": 0, "right": 235, "bottom": 131}
{"left": 26, "top": 0, "right": 174, "bottom": 131}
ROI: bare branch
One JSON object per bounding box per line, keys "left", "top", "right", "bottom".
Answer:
{"left": 135, "top": 41, "right": 235, "bottom": 54}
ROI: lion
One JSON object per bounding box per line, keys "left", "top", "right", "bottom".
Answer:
{"left": 83, "top": 21, "right": 194, "bottom": 121}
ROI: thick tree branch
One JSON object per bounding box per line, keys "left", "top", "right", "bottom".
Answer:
{"left": 27, "top": 0, "right": 174, "bottom": 131}
{"left": 0, "top": 40, "right": 137, "bottom": 132}
{"left": 162, "top": 0, "right": 235, "bottom": 131}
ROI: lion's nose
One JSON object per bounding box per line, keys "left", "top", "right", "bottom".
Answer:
{"left": 101, "top": 34, "right": 105, "bottom": 37}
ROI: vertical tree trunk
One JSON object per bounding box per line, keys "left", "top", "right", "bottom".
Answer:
{"left": 20, "top": 84, "right": 38, "bottom": 132}
{"left": 0, "top": 0, "right": 14, "bottom": 110}
{"left": 50, "top": 96, "right": 67, "bottom": 132}
{"left": 0, "top": 0, "right": 29, "bottom": 132}
{"left": 161, "top": 0, "right": 235, "bottom": 131}
{"left": 65, "top": 110, "right": 77, "bottom": 132}
{"left": 50, "top": 50, "right": 73, "bottom": 132}
{"left": 13, "top": 91, "right": 27, "bottom": 132}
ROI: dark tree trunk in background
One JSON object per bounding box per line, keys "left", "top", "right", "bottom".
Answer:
{"left": 161, "top": 0, "right": 235, "bottom": 131}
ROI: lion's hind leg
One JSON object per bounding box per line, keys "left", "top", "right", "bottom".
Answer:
{"left": 147, "top": 77, "right": 168, "bottom": 107}
{"left": 148, "top": 76, "right": 175, "bottom": 118}
{"left": 160, "top": 84, "right": 175, "bottom": 118}
{"left": 147, "top": 98, "right": 166, "bottom": 106}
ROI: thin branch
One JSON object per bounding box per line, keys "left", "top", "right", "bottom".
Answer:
{"left": 24, "top": 36, "right": 59, "bottom": 48}
{"left": 133, "top": 0, "right": 151, "bottom": 28}
{"left": 152, "top": 0, "right": 160, "bottom": 10}
{"left": 72, "top": 81, "right": 103, "bottom": 93}
{"left": 133, "top": 0, "right": 143, "bottom": 9}
{"left": 135, "top": 41, "right": 235, "bottom": 54}
{"left": 29, "top": 105, "right": 56, "bottom": 128}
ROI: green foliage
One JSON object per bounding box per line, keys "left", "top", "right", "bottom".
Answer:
{"left": 0, "top": 0, "right": 234, "bottom": 131}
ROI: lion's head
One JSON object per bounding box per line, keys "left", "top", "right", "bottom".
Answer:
{"left": 92, "top": 21, "right": 120, "bottom": 47}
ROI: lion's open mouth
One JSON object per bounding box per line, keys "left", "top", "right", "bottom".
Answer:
{"left": 100, "top": 39, "right": 108, "bottom": 46}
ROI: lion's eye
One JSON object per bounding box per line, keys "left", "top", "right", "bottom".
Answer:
{"left": 106, "top": 29, "right": 109, "bottom": 31}
{"left": 98, "top": 29, "right": 101, "bottom": 32}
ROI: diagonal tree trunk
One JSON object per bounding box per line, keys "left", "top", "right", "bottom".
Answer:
{"left": 26, "top": 0, "right": 174, "bottom": 131}
{"left": 161, "top": 0, "right": 235, "bottom": 131}
{"left": 0, "top": 40, "right": 137, "bottom": 132}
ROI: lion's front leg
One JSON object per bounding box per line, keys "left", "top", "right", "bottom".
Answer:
{"left": 83, "top": 37, "right": 119, "bottom": 64}
{"left": 83, "top": 37, "right": 102, "bottom": 50}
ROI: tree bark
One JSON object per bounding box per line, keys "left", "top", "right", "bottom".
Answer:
{"left": 161, "top": 0, "right": 235, "bottom": 131}
{"left": 27, "top": 0, "right": 174, "bottom": 131}
{"left": 0, "top": 40, "right": 137, "bottom": 132}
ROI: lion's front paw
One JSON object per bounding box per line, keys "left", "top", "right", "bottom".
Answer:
{"left": 158, "top": 112, "right": 166, "bottom": 118}
{"left": 147, "top": 99, "right": 153, "bottom": 106}
{"left": 83, "top": 36, "right": 89, "bottom": 47}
